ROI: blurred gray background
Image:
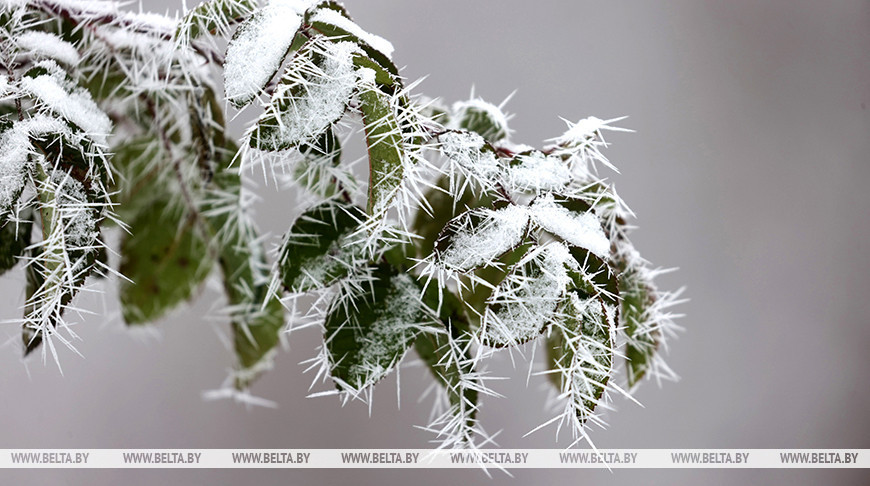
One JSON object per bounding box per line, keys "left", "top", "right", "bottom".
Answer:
{"left": 1, "top": 0, "right": 868, "bottom": 484}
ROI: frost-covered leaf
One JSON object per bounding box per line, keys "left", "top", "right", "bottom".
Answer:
{"left": 358, "top": 74, "right": 404, "bottom": 216}
{"left": 21, "top": 61, "right": 112, "bottom": 142}
{"left": 202, "top": 148, "right": 285, "bottom": 388}
{"left": 249, "top": 38, "right": 357, "bottom": 150}
{"left": 0, "top": 207, "right": 32, "bottom": 276}
{"left": 306, "top": 3, "right": 397, "bottom": 77}
{"left": 480, "top": 243, "right": 573, "bottom": 347}
{"left": 434, "top": 204, "right": 529, "bottom": 273}
{"left": 412, "top": 174, "right": 496, "bottom": 259}
{"left": 528, "top": 194, "right": 610, "bottom": 260}
{"left": 619, "top": 256, "right": 658, "bottom": 388}
{"left": 215, "top": 185, "right": 284, "bottom": 386}
{"left": 278, "top": 200, "right": 366, "bottom": 292}
{"left": 119, "top": 195, "right": 213, "bottom": 324}
{"left": 438, "top": 130, "right": 501, "bottom": 192}
{"left": 176, "top": 0, "right": 257, "bottom": 42}
{"left": 547, "top": 292, "right": 615, "bottom": 427}
{"left": 0, "top": 121, "right": 32, "bottom": 219}
{"left": 506, "top": 150, "right": 571, "bottom": 193}
{"left": 223, "top": 0, "right": 308, "bottom": 107}
{"left": 416, "top": 284, "right": 478, "bottom": 416}
{"left": 567, "top": 246, "right": 619, "bottom": 308}
{"left": 292, "top": 126, "right": 343, "bottom": 196}
{"left": 231, "top": 296, "right": 284, "bottom": 389}
{"left": 415, "top": 329, "right": 478, "bottom": 426}
{"left": 451, "top": 98, "right": 510, "bottom": 142}
{"left": 324, "top": 265, "right": 431, "bottom": 393}
{"left": 24, "top": 158, "right": 108, "bottom": 360}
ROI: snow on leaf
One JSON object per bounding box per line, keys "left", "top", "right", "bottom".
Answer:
{"left": 249, "top": 38, "right": 358, "bottom": 150}
{"left": 435, "top": 204, "right": 529, "bottom": 273}
{"left": 506, "top": 150, "right": 571, "bottom": 193}
{"left": 16, "top": 31, "right": 81, "bottom": 67}
{"left": 277, "top": 200, "right": 367, "bottom": 293}
{"left": 307, "top": 5, "right": 394, "bottom": 61}
{"left": 324, "top": 266, "right": 432, "bottom": 394}
{"left": 438, "top": 130, "right": 500, "bottom": 192}
{"left": 528, "top": 193, "right": 609, "bottom": 260}
{"left": 223, "top": 0, "right": 309, "bottom": 107}
{"left": 20, "top": 61, "right": 112, "bottom": 143}
{"left": 480, "top": 242, "right": 573, "bottom": 347}
{"left": 412, "top": 174, "right": 496, "bottom": 260}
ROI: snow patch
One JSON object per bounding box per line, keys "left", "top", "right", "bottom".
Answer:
{"left": 0, "top": 116, "right": 69, "bottom": 212}
{"left": 438, "top": 204, "right": 529, "bottom": 272}
{"left": 19, "top": 61, "right": 112, "bottom": 143}
{"left": 439, "top": 130, "right": 499, "bottom": 182}
{"left": 308, "top": 7, "right": 394, "bottom": 59}
{"left": 16, "top": 31, "right": 81, "bottom": 66}
{"left": 484, "top": 243, "right": 573, "bottom": 346}
{"left": 507, "top": 151, "right": 571, "bottom": 192}
{"left": 254, "top": 40, "right": 359, "bottom": 148}
{"left": 529, "top": 194, "right": 609, "bottom": 259}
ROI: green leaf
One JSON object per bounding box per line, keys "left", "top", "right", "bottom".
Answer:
{"left": 415, "top": 330, "right": 478, "bottom": 421}
{"left": 456, "top": 104, "right": 507, "bottom": 142}
{"left": 461, "top": 242, "right": 534, "bottom": 331}
{"left": 547, "top": 292, "right": 614, "bottom": 425}
{"left": 176, "top": 0, "right": 257, "bottom": 41}
{"left": 0, "top": 208, "right": 32, "bottom": 276}
{"left": 278, "top": 200, "right": 366, "bottom": 293}
{"left": 231, "top": 296, "right": 285, "bottom": 389}
{"left": 324, "top": 265, "right": 430, "bottom": 392}
{"left": 202, "top": 145, "right": 285, "bottom": 388}
{"left": 119, "top": 196, "right": 213, "bottom": 324}
{"left": 223, "top": 223, "right": 285, "bottom": 388}
{"left": 110, "top": 137, "right": 164, "bottom": 223}
{"left": 358, "top": 84, "right": 404, "bottom": 216}
{"left": 292, "top": 126, "right": 343, "bottom": 197}
{"left": 619, "top": 262, "right": 658, "bottom": 389}
{"left": 351, "top": 53, "right": 397, "bottom": 90}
